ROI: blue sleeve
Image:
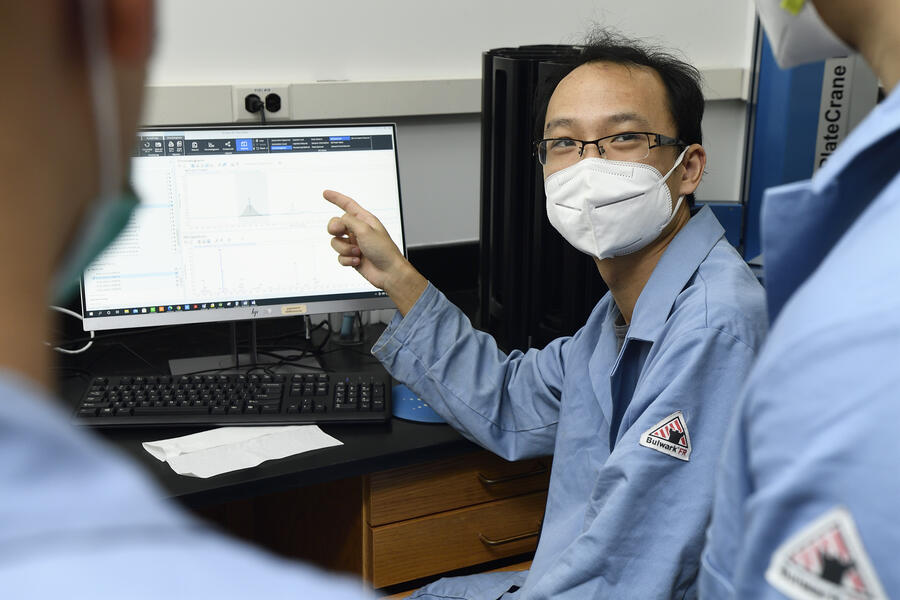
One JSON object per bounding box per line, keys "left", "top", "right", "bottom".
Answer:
{"left": 372, "top": 283, "right": 574, "bottom": 460}
{"left": 0, "top": 371, "right": 372, "bottom": 599}
{"left": 699, "top": 391, "right": 753, "bottom": 598}
{"left": 701, "top": 322, "right": 900, "bottom": 598}
{"left": 6, "top": 530, "right": 374, "bottom": 598}
{"left": 527, "top": 328, "right": 756, "bottom": 599}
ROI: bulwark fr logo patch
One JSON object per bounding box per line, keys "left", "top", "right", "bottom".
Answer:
{"left": 765, "top": 507, "right": 887, "bottom": 600}
{"left": 639, "top": 411, "right": 691, "bottom": 461}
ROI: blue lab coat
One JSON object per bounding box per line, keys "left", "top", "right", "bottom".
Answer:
{"left": 700, "top": 85, "right": 900, "bottom": 598}
{"left": 0, "top": 371, "right": 371, "bottom": 599}
{"left": 373, "top": 206, "right": 767, "bottom": 599}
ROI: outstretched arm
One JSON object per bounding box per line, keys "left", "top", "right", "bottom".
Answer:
{"left": 325, "top": 189, "right": 565, "bottom": 460}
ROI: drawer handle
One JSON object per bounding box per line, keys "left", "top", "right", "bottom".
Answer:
{"left": 478, "top": 529, "right": 540, "bottom": 547}
{"left": 477, "top": 465, "right": 547, "bottom": 486}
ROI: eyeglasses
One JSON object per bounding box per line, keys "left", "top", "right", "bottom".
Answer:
{"left": 535, "top": 132, "right": 685, "bottom": 168}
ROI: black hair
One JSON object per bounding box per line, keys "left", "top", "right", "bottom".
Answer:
{"left": 535, "top": 30, "right": 705, "bottom": 206}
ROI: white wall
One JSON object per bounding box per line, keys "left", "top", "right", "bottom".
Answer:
{"left": 148, "top": 0, "right": 756, "bottom": 84}
{"left": 146, "top": 0, "right": 759, "bottom": 247}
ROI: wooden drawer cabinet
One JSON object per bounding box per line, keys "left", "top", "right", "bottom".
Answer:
{"left": 198, "top": 449, "right": 550, "bottom": 590}
{"left": 368, "top": 490, "right": 547, "bottom": 588}
{"left": 363, "top": 451, "right": 550, "bottom": 588}
{"left": 367, "top": 451, "right": 550, "bottom": 525}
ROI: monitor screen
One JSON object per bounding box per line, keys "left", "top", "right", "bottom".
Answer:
{"left": 80, "top": 123, "right": 403, "bottom": 331}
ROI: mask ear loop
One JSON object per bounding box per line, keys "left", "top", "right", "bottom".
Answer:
{"left": 658, "top": 146, "right": 691, "bottom": 229}
{"left": 660, "top": 146, "right": 690, "bottom": 183}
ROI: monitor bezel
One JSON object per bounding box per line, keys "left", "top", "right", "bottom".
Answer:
{"left": 80, "top": 122, "right": 404, "bottom": 332}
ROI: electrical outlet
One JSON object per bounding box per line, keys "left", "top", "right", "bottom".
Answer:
{"left": 232, "top": 85, "right": 289, "bottom": 122}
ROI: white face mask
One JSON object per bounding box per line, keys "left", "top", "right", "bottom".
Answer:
{"left": 544, "top": 148, "right": 687, "bottom": 260}
{"left": 755, "top": 0, "right": 852, "bottom": 69}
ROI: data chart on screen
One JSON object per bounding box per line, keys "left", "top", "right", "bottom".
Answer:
{"left": 80, "top": 124, "right": 403, "bottom": 329}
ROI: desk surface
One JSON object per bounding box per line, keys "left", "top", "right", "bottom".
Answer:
{"left": 96, "top": 418, "right": 474, "bottom": 508}
{"left": 56, "top": 320, "right": 476, "bottom": 508}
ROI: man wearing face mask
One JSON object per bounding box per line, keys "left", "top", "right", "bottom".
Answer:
{"left": 701, "top": 1, "right": 900, "bottom": 598}
{"left": 0, "top": 2, "right": 374, "bottom": 597}
{"left": 325, "top": 31, "right": 766, "bottom": 599}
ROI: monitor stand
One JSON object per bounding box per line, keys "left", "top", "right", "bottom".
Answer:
{"left": 167, "top": 320, "right": 320, "bottom": 376}
{"left": 169, "top": 353, "right": 247, "bottom": 376}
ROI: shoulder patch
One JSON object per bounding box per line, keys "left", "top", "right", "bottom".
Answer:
{"left": 765, "top": 506, "right": 887, "bottom": 600}
{"left": 638, "top": 410, "right": 691, "bottom": 461}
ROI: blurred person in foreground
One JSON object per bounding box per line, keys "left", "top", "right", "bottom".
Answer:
{"left": 701, "top": 0, "right": 900, "bottom": 598}
{"left": 0, "top": 1, "right": 371, "bottom": 597}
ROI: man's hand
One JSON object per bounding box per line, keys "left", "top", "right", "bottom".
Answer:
{"left": 324, "top": 190, "right": 427, "bottom": 316}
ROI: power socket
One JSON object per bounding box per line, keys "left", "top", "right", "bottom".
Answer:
{"left": 232, "top": 85, "right": 289, "bottom": 122}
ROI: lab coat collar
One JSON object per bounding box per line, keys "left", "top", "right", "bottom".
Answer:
{"left": 811, "top": 84, "right": 900, "bottom": 193}
{"left": 624, "top": 205, "right": 725, "bottom": 343}
{"left": 588, "top": 207, "right": 723, "bottom": 432}
{"left": 762, "top": 84, "right": 900, "bottom": 322}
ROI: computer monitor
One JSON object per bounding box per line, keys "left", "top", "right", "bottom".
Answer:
{"left": 80, "top": 123, "right": 404, "bottom": 332}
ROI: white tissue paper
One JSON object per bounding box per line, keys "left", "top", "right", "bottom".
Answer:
{"left": 143, "top": 426, "right": 343, "bottom": 478}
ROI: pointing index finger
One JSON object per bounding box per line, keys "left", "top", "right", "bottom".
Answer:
{"left": 324, "top": 190, "right": 366, "bottom": 216}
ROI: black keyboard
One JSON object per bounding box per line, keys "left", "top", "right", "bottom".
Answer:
{"left": 73, "top": 372, "right": 390, "bottom": 427}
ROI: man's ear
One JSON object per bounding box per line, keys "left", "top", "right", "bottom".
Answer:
{"left": 678, "top": 144, "right": 707, "bottom": 197}
{"left": 106, "top": 0, "right": 154, "bottom": 64}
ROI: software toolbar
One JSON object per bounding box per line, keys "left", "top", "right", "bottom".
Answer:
{"left": 135, "top": 134, "right": 394, "bottom": 157}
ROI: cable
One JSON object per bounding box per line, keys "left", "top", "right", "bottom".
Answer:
{"left": 256, "top": 350, "right": 330, "bottom": 373}
{"left": 46, "top": 322, "right": 218, "bottom": 348}
{"left": 102, "top": 341, "right": 156, "bottom": 370}
{"left": 47, "top": 306, "right": 94, "bottom": 354}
